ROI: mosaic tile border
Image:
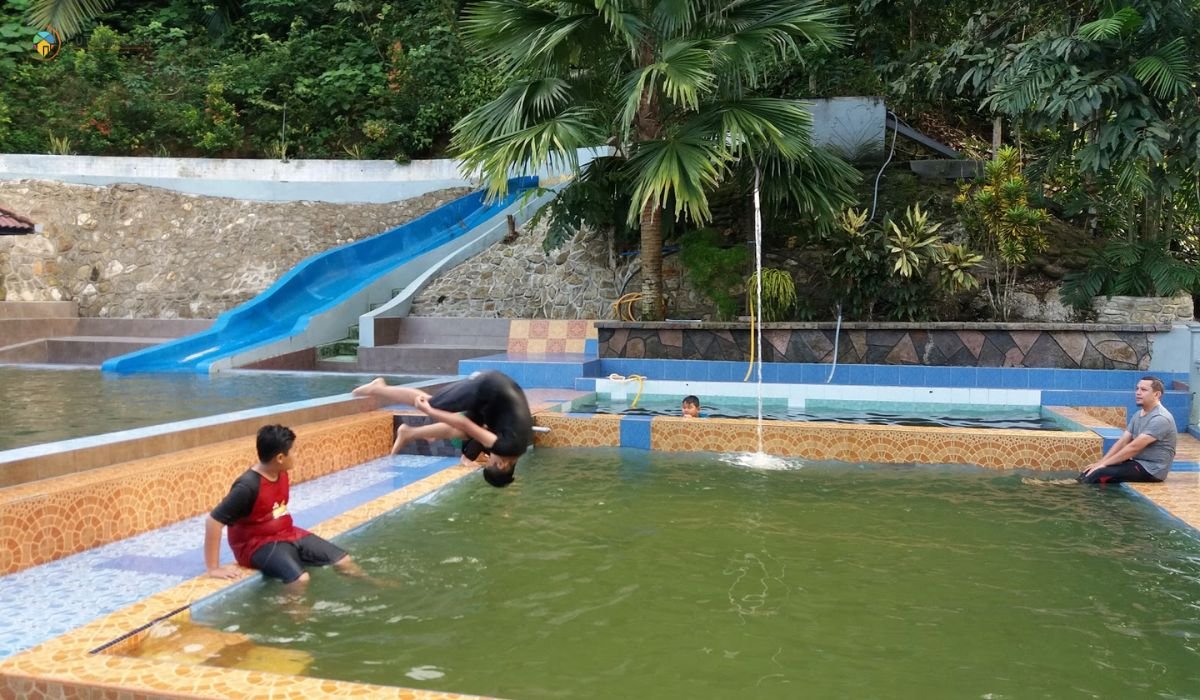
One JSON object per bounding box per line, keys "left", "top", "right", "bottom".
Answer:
{"left": 0, "top": 411, "right": 393, "bottom": 576}
{"left": 531, "top": 412, "right": 1101, "bottom": 471}
{"left": 0, "top": 461, "right": 490, "bottom": 700}
{"left": 0, "top": 394, "right": 375, "bottom": 488}
{"left": 648, "top": 417, "right": 1099, "bottom": 470}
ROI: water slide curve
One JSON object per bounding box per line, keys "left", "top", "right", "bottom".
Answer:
{"left": 102, "top": 177, "right": 537, "bottom": 374}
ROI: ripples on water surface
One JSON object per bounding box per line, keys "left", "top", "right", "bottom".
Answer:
{"left": 191, "top": 450, "right": 1200, "bottom": 698}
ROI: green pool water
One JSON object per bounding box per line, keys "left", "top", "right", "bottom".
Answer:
{"left": 192, "top": 449, "right": 1200, "bottom": 698}
{"left": 0, "top": 367, "right": 424, "bottom": 450}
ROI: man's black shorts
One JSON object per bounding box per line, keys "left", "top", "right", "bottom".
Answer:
{"left": 1077, "top": 459, "right": 1162, "bottom": 485}
{"left": 250, "top": 534, "right": 347, "bottom": 584}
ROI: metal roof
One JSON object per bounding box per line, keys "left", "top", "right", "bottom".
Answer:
{"left": 0, "top": 207, "right": 39, "bottom": 234}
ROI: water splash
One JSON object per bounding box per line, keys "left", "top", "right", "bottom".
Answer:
{"left": 721, "top": 452, "right": 802, "bottom": 471}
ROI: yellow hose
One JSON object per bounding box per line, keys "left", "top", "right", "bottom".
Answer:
{"left": 606, "top": 372, "right": 645, "bottom": 408}
{"left": 611, "top": 292, "right": 643, "bottom": 321}
{"left": 742, "top": 309, "right": 756, "bottom": 381}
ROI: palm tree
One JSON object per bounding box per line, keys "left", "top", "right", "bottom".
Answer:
{"left": 453, "top": 0, "right": 854, "bottom": 320}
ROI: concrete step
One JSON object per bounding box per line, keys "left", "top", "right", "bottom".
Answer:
{"left": 74, "top": 318, "right": 211, "bottom": 337}
{"left": 43, "top": 336, "right": 175, "bottom": 365}
{"left": 369, "top": 316, "right": 511, "bottom": 348}
{"left": 317, "top": 339, "right": 359, "bottom": 359}
{"left": 315, "top": 356, "right": 361, "bottom": 373}
{"left": 395, "top": 317, "right": 510, "bottom": 346}
{"left": 358, "top": 344, "right": 505, "bottom": 374}
{"left": 0, "top": 301, "right": 77, "bottom": 319}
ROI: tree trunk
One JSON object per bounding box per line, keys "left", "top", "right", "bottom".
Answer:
{"left": 991, "top": 117, "right": 1002, "bottom": 158}
{"left": 639, "top": 201, "right": 664, "bottom": 320}
{"left": 634, "top": 39, "right": 665, "bottom": 320}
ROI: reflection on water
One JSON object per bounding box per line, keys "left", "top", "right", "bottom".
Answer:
{"left": 0, "top": 367, "right": 423, "bottom": 450}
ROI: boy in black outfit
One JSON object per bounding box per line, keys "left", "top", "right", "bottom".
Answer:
{"left": 353, "top": 371, "right": 533, "bottom": 487}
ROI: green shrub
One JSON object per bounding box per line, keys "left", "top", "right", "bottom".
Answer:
{"left": 678, "top": 229, "right": 749, "bottom": 321}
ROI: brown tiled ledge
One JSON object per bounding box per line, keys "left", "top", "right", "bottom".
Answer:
{"left": 0, "top": 395, "right": 379, "bottom": 488}
{"left": 596, "top": 321, "right": 1173, "bottom": 332}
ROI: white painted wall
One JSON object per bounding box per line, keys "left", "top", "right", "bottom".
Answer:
{"left": 0, "top": 154, "right": 474, "bottom": 203}
{"left": 802, "top": 96, "right": 887, "bottom": 159}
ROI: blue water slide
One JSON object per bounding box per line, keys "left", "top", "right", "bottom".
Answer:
{"left": 103, "top": 177, "right": 538, "bottom": 374}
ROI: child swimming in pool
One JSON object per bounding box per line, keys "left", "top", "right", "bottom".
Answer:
{"left": 682, "top": 395, "right": 701, "bottom": 418}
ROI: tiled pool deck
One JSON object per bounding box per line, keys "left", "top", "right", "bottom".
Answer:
{"left": 0, "top": 452, "right": 457, "bottom": 659}
{"left": 3, "top": 377, "right": 1200, "bottom": 698}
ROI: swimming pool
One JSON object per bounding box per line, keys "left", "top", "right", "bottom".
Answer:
{"left": 167, "top": 448, "right": 1200, "bottom": 698}
{"left": 569, "top": 395, "right": 1071, "bottom": 431}
{"left": 0, "top": 367, "right": 426, "bottom": 450}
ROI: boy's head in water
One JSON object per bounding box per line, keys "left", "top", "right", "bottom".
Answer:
{"left": 482, "top": 453, "right": 517, "bottom": 487}
{"left": 682, "top": 395, "right": 701, "bottom": 418}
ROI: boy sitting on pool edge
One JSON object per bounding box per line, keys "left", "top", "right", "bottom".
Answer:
{"left": 205, "top": 424, "right": 363, "bottom": 587}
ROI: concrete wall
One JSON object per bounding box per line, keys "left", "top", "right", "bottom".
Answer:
{"left": 802, "top": 96, "right": 886, "bottom": 159}
{"left": 0, "top": 154, "right": 474, "bottom": 203}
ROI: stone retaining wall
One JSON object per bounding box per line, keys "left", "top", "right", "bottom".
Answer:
{"left": 0, "top": 180, "right": 469, "bottom": 318}
{"left": 597, "top": 322, "right": 1168, "bottom": 369}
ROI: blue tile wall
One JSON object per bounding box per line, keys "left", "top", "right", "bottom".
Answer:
{"left": 589, "top": 359, "right": 1190, "bottom": 425}
{"left": 619, "top": 415, "right": 653, "bottom": 450}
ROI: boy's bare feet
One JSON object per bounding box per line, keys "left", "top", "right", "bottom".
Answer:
{"left": 391, "top": 423, "right": 413, "bottom": 455}
{"left": 352, "top": 377, "right": 387, "bottom": 398}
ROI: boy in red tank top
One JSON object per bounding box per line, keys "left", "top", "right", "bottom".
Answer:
{"left": 204, "top": 424, "right": 360, "bottom": 587}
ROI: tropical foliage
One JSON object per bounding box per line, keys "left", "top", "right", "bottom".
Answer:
{"left": 7, "top": 0, "right": 1200, "bottom": 322}
{"left": 955, "top": 146, "right": 1048, "bottom": 319}
{"left": 824, "top": 205, "right": 981, "bottom": 321}
{"left": 450, "top": 0, "right": 860, "bottom": 319}
{"left": 3, "top": 0, "right": 497, "bottom": 161}
{"left": 746, "top": 268, "right": 798, "bottom": 323}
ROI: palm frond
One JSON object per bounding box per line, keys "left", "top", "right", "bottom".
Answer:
{"left": 658, "top": 39, "right": 717, "bottom": 110}
{"left": 456, "top": 106, "right": 607, "bottom": 199}
{"left": 1133, "top": 38, "right": 1193, "bottom": 100}
{"left": 651, "top": 0, "right": 698, "bottom": 38}
{"left": 695, "top": 98, "right": 813, "bottom": 158}
{"left": 1076, "top": 6, "right": 1142, "bottom": 41}
{"left": 755, "top": 146, "right": 860, "bottom": 222}
{"left": 462, "top": 0, "right": 595, "bottom": 73}
{"left": 27, "top": 0, "right": 115, "bottom": 39}
{"left": 626, "top": 135, "right": 730, "bottom": 225}
{"left": 454, "top": 78, "right": 575, "bottom": 145}
{"left": 708, "top": 0, "right": 847, "bottom": 79}
{"left": 594, "top": 0, "right": 648, "bottom": 50}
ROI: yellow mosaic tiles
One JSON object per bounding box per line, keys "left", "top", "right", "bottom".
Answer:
{"left": 507, "top": 319, "right": 597, "bottom": 354}
{"left": 0, "top": 412, "right": 393, "bottom": 576}
{"left": 648, "top": 416, "right": 1100, "bottom": 470}
{"left": 0, "top": 463, "right": 493, "bottom": 700}
{"left": 533, "top": 413, "right": 621, "bottom": 448}
{"left": 1075, "top": 406, "right": 1128, "bottom": 428}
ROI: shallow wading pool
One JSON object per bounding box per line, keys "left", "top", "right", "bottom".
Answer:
{"left": 567, "top": 394, "right": 1075, "bottom": 431}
